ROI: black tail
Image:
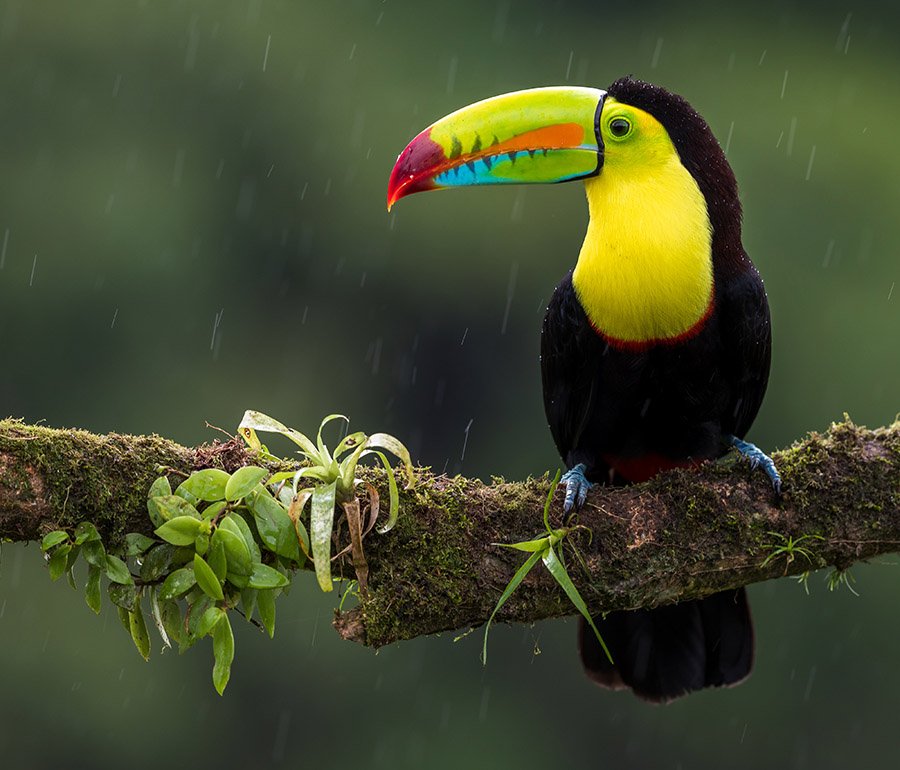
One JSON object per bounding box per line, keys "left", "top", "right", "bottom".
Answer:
{"left": 579, "top": 588, "right": 753, "bottom": 703}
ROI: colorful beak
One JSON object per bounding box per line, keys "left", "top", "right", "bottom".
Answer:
{"left": 387, "top": 87, "right": 607, "bottom": 210}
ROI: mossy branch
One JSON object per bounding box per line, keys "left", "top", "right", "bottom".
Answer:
{"left": 1, "top": 417, "right": 898, "bottom": 649}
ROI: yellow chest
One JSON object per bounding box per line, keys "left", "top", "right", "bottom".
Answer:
{"left": 571, "top": 158, "right": 714, "bottom": 345}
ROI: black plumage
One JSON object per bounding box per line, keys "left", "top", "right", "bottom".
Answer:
{"left": 540, "top": 77, "right": 771, "bottom": 701}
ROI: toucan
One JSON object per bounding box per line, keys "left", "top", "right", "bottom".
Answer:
{"left": 387, "top": 77, "right": 780, "bottom": 702}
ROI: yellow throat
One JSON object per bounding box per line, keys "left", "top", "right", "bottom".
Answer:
{"left": 571, "top": 125, "right": 714, "bottom": 345}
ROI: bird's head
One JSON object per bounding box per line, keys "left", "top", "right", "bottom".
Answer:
{"left": 387, "top": 77, "right": 738, "bottom": 239}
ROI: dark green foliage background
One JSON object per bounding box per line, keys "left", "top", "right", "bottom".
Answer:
{"left": 1, "top": 1, "right": 897, "bottom": 767}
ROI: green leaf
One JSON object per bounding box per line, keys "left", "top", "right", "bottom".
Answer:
{"left": 224, "top": 466, "right": 268, "bottom": 502}
{"left": 248, "top": 562, "right": 290, "bottom": 590}
{"left": 41, "top": 530, "right": 69, "bottom": 551}
{"left": 153, "top": 495, "right": 201, "bottom": 522}
{"left": 186, "top": 595, "right": 213, "bottom": 642}
{"left": 48, "top": 544, "right": 71, "bottom": 581}
{"left": 212, "top": 614, "right": 235, "bottom": 695}
{"left": 222, "top": 513, "right": 261, "bottom": 563}
{"left": 238, "top": 410, "right": 319, "bottom": 459}
{"left": 201, "top": 500, "right": 227, "bottom": 522}
{"left": 240, "top": 588, "right": 258, "bottom": 620}
{"left": 216, "top": 527, "right": 252, "bottom": 577}
{"left": 310, "top": 481, "right": 337, "bottom": 592}
{"left": 147, "top": 476, "right": 173, "bottom": 527}
{"left": 147, "top": 587, "right": 171, "bottom": 649}
{"left": 74, "top": 521, "right": 101, "bottom": 545}
{"left": 159, "top": 566, "right": 197, "bottom": 600}
{"left": 139, "top": 544, "right": 177, "bottom": 582}
{"left": 257, "top": 588, "right": 276, "bottom": 638}
{"left": 247, "top": 489, "right": 300, "bottom": 562}
{"left": 370, "top": 451, "right": 400, "bottom": 534}
{"left": 494, "top": 536, "right": 552, "bottom": 553}
{"left": 207, "top": 531, "right": 228, "bottom": 581}
{"left": 128, "top": 605, "right": 151, "bottom": 661}
{"left": 105, "top": 554, "right": 134, "bottom": 585}
{"left": 541, "top": 544, "right": 612, "bottom": 665}
{"left": 482, "top": 549, "right": 544, "bottom": 665}
{"left": 109, "top": 582, "right": 139, "bottom": 612}
{"left": 194, "top": 532, "right": 210, "bottom": 556}
{"left": 365, "top": 432, "right": 415, "bottom": 488}
{"left": 178, "top": 468, "right": 230, "bottom": 502}
{"left": 125, "top": 533, "right": 157, "bottom": 557}
{"left": 159, "top": 599, "right": 185, "bottom": 649}
{"left": 226, "top": 571, "right": 249, "bottom": 589}
{"left": 85, "top": 565, "right": 102, "bottom": 614}
{"left": 193, "top": 553, "right": 224, "bottom": 601}
{"left": 196, "top": 606, "right": 225, "bottom": 638}
{"left": 154, "top": 516, "right": 207, "bottom": 546}
{"left": 81, "top": 539, "right": 107, "bottom": 569}
{"left": 318, "top": 413, "right": 348, "bottom": 446}
{"left": 148, "top": 475, "right": 172, "bottom": 499}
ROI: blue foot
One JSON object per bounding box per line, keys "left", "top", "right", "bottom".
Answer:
{"left": 561, "top": 463, "right": 593, "bottom": 513}
{"left": 728, "top": 436, "right": 782, "bottom": 495}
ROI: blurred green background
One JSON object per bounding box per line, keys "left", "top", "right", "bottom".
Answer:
{"left": 1, "top": 1, "right": 898, "bottom": 767}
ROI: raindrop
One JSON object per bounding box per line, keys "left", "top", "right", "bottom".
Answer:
{"left": 492, "top": 1, "right": 509, "bottom": 43}
{"left": 786, "top": 117, "right": 797, "bottom": 157}
{"left": 888, "top": 282, "right": 894, "bottom": 301}
{"left": 300, "top": 182, "right": 308, "bottom": 200}
{"left": 110, "top": 308, "right": 119, "bottom": 329}
{"left": 823, "top": 239, "right": 834, "bottom": 268}
{"left": 29, "top": 253, "right": 37, "bottom": 286}
{"left": 460, "top": 327, "right": 468, "bottom": 346}
{"left": 724, "top": 121, "right": 734, "bottom": 155}
{"left": 215, "top": 159, "right": 225, "bottom": 179}
{"left": 478, "top": 685, "right": 491, "bottom": 721}
{"left": 780, "top": 70, "right": 789, "bottom": 99}
{"left": 302, "top": 305, "right": 309, "bottom": 324}
{"left": 210, "top": 308, "right": 224, "bottom": 351}
{"left": 804, "top": 145, "right": 816, "bottom": 180}
{"left": 836, "top": 13, "right": 852, "bottom": 53}
{"left": 185, "top": 15, "right": 199, "bottom": 72}
{"left": 565, "top": 50, "right": 574, "bottom": 81}
{"left": 262, "top": 34, "right": 272, "bottom": 71}
{"left": 501, "top": 262, "right": 518, "bottom": 335}
{"left": 266, "top": 163, "right": 275, "bottom": 178}
{"left": 371, "top": 337, "right": 383, "bottom": 375}
{"left": 112, "top": 73, "right": 123, "bottom": 97}
{"left": 376, "top": 11, "right": 384, "bottom": 26}
{"left": 758, "top": 49, "right": 767, "bottom": 66}
{"left": 650, "top": 37, "right": 663, "bottom": 69}
{"left": 460, "top": 418, "right": 474, "bottom": 462}
{"left": 446, "top": 55, "right": 458, "bottom": 95}
{"left": 348, "top": 42, "right": 356, "bottom": 61}
{"left": 803, "top": 665, "right": 816, "bottom": 701}
{"left": 272, "top": 710, "right": 291, "bottom": 761}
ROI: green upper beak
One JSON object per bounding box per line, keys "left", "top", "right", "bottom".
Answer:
{"left": 387, "top": 86, "right": 608, "bottom": 210}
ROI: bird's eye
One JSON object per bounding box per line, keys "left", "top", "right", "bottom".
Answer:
{"left": 609, "top": 117, "right": 632, "bottom": 138}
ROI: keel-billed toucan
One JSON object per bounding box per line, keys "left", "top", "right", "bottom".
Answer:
{"left": 387, "top": 77, "right": 780, "bottom": 702}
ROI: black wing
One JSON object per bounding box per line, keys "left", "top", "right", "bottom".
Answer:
{"left": 540, "top": 271, "right": 612, "bottom": 479}
{"left": 717, "top": 260, "right": 772, "bottom": 440}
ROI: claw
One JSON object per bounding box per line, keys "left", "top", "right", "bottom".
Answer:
{"left": 728, "top": 436, "right": 782, "bottom": 495}
{"left": 561, "top": 463, "right": 593, "bottom": 512}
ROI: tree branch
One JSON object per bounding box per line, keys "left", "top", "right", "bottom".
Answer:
{"left": 1, "top": 417, "right": 897, "bottom": 649}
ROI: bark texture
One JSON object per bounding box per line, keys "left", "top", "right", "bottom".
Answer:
{"left": 1, "top": 417, "right": 898, "bottom": 649}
